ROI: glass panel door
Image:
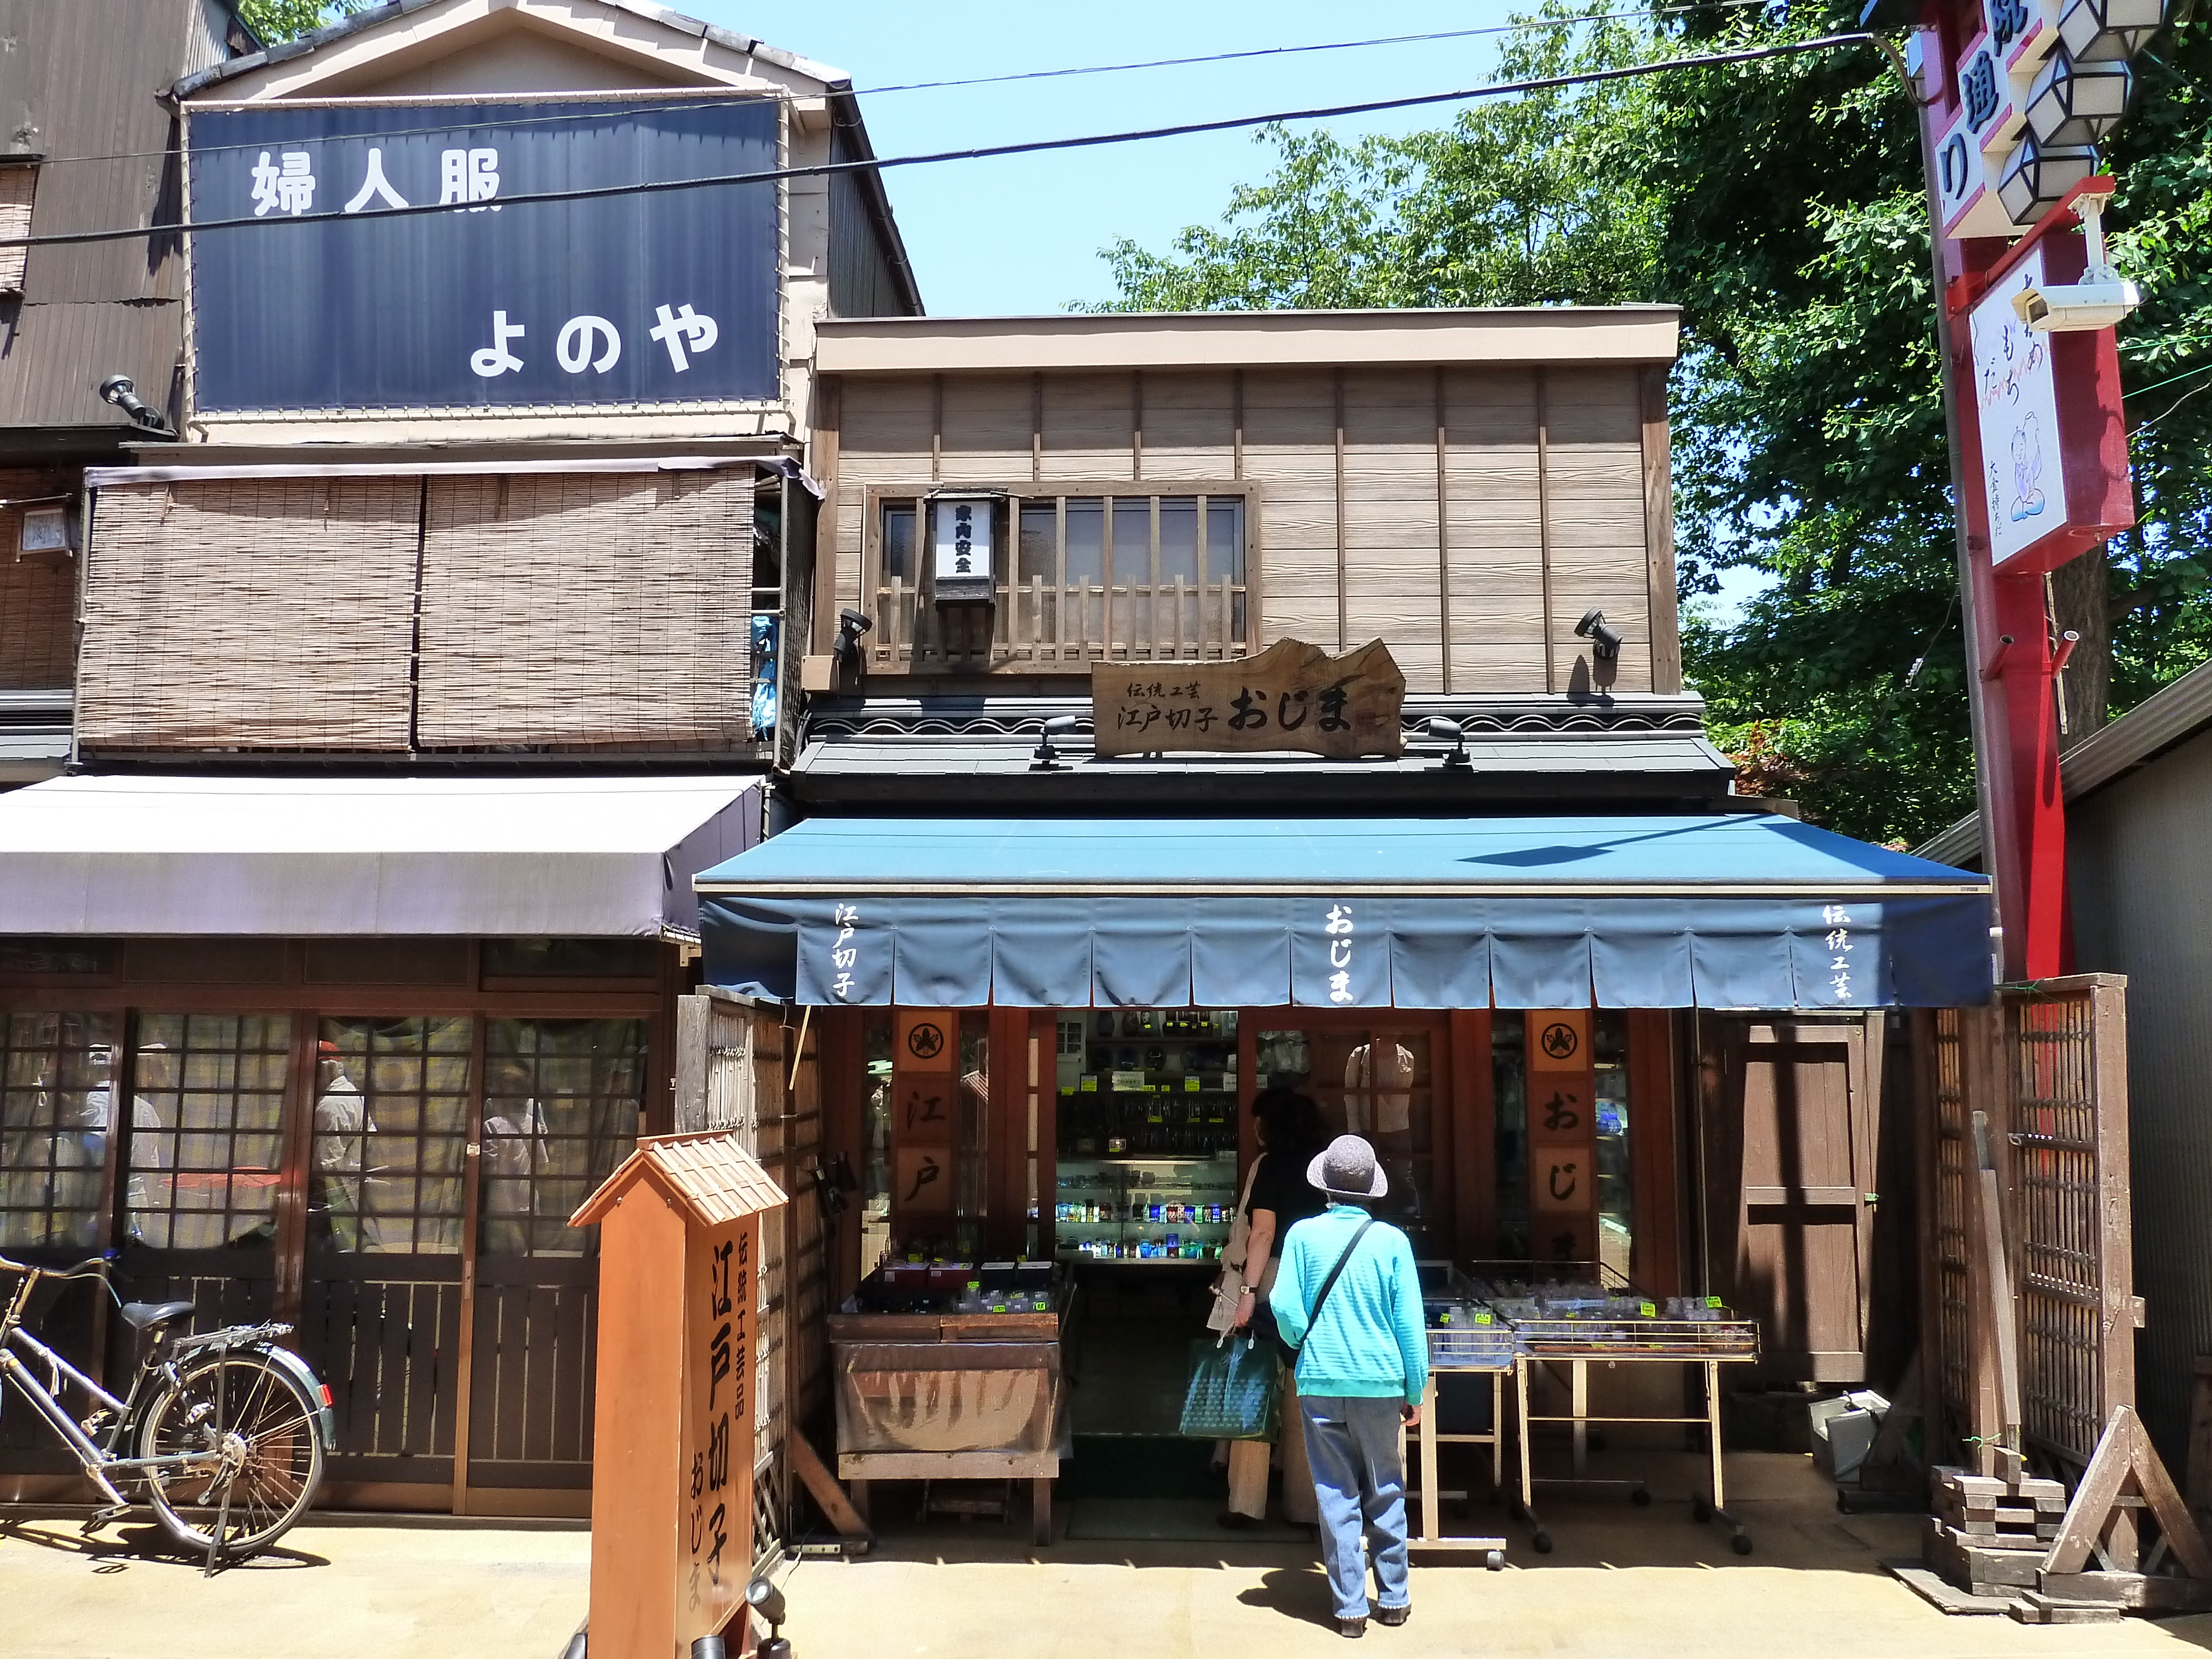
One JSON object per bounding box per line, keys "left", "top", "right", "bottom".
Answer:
{"left": 1256, "top": 1021, "right": 1441, "bottom": 1259}
{"left": 119, "top": 1014, "right": 289, "bottom": 1334}
{"left": 468, "top": 1019, "right": 644, "bottom": 1493}
{"left": 300, "top": 1016, "right": 473, "bottom": 1491}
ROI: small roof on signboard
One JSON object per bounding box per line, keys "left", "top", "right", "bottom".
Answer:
{"left": 570, "top": 1130, "right": 786, "bottom": 1229}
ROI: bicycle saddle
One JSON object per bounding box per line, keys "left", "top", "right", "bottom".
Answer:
{"left": 118, "top": 1300, "right": 196, "bottom": 1332}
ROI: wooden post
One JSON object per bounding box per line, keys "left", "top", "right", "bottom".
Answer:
{"left": 675, "top": 993, "right": 709, "bottom": 1134}
{"left": 1959, "top": 1004, "right": 2005, "bottom": 1473}
{"left": 573, "top": 1134, "right": 788, "bottom": 1659}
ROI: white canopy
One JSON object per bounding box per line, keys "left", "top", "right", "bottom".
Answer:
{"left": 0, "top": 774, "right": 763, "bottom": 936}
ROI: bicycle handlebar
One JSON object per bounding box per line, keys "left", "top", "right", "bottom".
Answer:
{"left": 0, "top": 1250, "right": 116, "bottom": 1283}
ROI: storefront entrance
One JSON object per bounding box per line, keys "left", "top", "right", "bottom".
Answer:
{"left": 840, "top": 1001, "right": 1673, "bottom": 1517}
{"left": 0, "top": 939, "right": 674, "bottom": 1515}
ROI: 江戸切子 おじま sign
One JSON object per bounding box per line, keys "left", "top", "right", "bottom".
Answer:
{"left": 1091, "top": 638, "right": 1405, "bottom": 760}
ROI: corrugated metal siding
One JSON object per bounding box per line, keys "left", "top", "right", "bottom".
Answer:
{"left": 0, "top": 466, "right": 78, "bottom": 688}
{"left": 77, "top": 477, "right": 419, "bottom": 749}
{"left": 0, "top": 298, "right": 182, "bottom": 429}
{"left": 416, "top": 470, "right": 755, "bottom": 749}
{"left": 827, "top": 125, "right": 911, "bottom": 320}
{"left": 2065, "top": 725, "right": 2212, "bottom": 1462}
{"left": 0, "top": 0, "right": 192, "bottom": 429}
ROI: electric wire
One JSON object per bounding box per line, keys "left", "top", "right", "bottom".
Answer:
{"left": 29, "top": 0, "right": 1783, "bottom": 170}
{"left": 0, "top": 33, "right": 1885, "bottom": 251}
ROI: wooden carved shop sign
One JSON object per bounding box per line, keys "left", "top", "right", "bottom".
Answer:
{"left": 1091, "top": 638, "right": 1405, "bottom": 760}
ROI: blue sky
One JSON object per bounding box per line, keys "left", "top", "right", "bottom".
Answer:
{"left": 688, "top": 1, "right": 1521, "bottom": 316}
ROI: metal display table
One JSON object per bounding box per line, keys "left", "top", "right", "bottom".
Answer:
{"left": 1401, "top": 1307, "right": 1514, "bottom": 1566}
{"left": 1472, "top": 1263, "right": 1760, "bottom": 1556}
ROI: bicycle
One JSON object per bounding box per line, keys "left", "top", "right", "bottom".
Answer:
{"left": 0, "top": 1250, "right": 335, "bottom": 1572}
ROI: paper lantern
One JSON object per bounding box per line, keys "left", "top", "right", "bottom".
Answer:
{"left": 2025, "top": 48, "right": 2134, "bottom": 147}
{"left": 2057, "top": 0, "right": 2166, "bottom": 62}
{"left": 1997, "top": 134, "right": 2100, "bottom": 223}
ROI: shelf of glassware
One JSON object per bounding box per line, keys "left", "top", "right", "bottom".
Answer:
{"left": 1052, "top": 1154, "right": 1241, "bottom": 1262}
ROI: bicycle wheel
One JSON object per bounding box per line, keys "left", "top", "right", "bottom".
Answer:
{"left": 137, "top": 1351, "right": 325, "bottom": 1559}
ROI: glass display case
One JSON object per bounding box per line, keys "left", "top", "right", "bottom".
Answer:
{"left": 1053, "top": 1008, "right": 1241, "bottom": 1262}
{"left": 1053, "top": 1155, "right": 1238, "bottom": 1261}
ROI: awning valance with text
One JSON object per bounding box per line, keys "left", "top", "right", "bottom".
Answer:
{"left": 696, "top": 815, "right": 1992, "bottom": 1010}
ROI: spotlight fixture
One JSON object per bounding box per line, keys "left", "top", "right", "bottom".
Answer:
{"left": 746, "top": 1577, "right": 793, "bottom": 1659}
{"left": 96, "top": 374, "right": 175, "bottom": 437}
{"left": 1424, "top": 716, "right": 1471, "bottom": 771}
{"left": 830, "top": 608, "right": 873, "bottom": 671}
{"left": 1574, "top": 608, "right": 1623, "bottom": 661}
{"left": 1031, "top": 713, "right": 1081, "bottom": 771}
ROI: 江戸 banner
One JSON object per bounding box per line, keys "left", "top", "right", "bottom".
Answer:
{"left": 184, "top": 96, "right": 781, "bottom": 414}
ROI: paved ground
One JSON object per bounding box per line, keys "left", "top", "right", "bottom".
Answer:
{"left": 8, "top": 1455, "right": 2212, "bottom": 1659}
{"left": 0, "top": 1510, "right": 589, "bottom": 1659}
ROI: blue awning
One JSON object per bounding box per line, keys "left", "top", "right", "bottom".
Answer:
{"left": 695, "top": 815, "right": 1993, "bottom": 1010}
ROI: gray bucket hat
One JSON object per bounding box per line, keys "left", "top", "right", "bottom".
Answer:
{"left": 1307, "top": 1133, "right": 1387, "bottom": 1200}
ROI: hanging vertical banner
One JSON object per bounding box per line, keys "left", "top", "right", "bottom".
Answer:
{"left": 1526, "top": 1011, "right": 1598, "bottom": 1265}
{"left": 184, "top": 95, "right": 781, "bottom": 413}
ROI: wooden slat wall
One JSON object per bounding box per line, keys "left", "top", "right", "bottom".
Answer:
{"left": 830, "top": 358, "right": 1662, "bottom": 692}
{"left": 1343, "top": 367, "right": 1444, "bottom": 689}
{"left": 79, "top": 478, "right": 419, "bottom": 749}
{"left": 0, "top": 468, "right": 77, "bottom": 688}
{"left": 1239, "top": 369, "right": 1338, "bottom": 653}
{"left": 1443, "top": 369, "right": 1546, "bottom": 692}
{"left": 417, "top": 471, "right": 754, "bottom": 749}
{"left": 1543, "top": 368, "right": 1652, "bottom": 694}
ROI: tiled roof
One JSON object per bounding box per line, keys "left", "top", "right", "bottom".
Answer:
{"left": 571, "top": 1129, "right": 787, "bottom": 1228}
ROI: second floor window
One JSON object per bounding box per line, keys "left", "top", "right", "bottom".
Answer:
{"left": 870, "top": 489, "right": 1251, "bottom": 671}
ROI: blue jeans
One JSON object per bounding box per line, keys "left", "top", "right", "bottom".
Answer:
{"left": 1300, "top": 1394, "right": 1411, "bottom": 1619}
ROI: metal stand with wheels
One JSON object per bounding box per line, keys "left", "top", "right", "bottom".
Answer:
{"left": 1400, "top": 1364, "right": 1510, "bottom": 1568}
{"left": 1512, "top": 1350, "right": 1757, "bottom": 1556}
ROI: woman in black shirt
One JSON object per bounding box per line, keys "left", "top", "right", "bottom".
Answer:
{"left": 1222, "top": 1086, "right": 1329, "bottom": 1528}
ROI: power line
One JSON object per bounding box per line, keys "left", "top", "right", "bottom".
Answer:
{"left": 858, "top": 2, "right": 1777, "bottom": 95}
{"left": 34, "top": 0, "right": 1783, "bottom": 171}
{"left": 0, "top": 33, "right": 1882, "bottom": 252}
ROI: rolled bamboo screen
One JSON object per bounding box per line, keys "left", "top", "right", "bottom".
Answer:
{"left": 77, "top": 477, "right": 420, "bottom": 749}
{"left": 415, "top": 470, "right": 753, "bottom": 750}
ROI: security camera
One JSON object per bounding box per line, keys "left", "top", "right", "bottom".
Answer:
{"left": 2011, "top": 188, "right": 2143, "bottom": 333}
{"left": 1574, "top": 608, "right": 1623, "bottom": 661}
{"left": 2011, "top": 277, "right": 2141, "bottom": 332}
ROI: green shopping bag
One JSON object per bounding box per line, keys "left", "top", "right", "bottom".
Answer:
{"left": 1179, "top": 1334, "right": 1281, "bottom": 1441}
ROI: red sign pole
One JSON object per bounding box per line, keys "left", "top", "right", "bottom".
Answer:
{"left": 1911, "top": 0, "right": 2139, "bottom": 980}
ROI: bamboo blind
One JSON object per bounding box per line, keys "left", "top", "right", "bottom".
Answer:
{"left": 78, "top": 478, "right": 420, "bottom": 749}
{"left": 415, "top": 471, "right": 752, "bottom": 750}
{"left": 0, "top": 165, "right": 33, "bottom": 294}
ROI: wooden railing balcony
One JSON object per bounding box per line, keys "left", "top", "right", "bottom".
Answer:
{"left": 862, "top": 487, "right": 1255, "bottom": 674}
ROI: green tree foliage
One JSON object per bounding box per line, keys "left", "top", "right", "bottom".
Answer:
{"left": 1095, "top": 3, "right": 2212, "bottom": 848}
{"left": 234, "top": 0, "right": 377, "bottom": 46}
{"left": 1099, "top": 13, "right": 1663, "bottom": 311}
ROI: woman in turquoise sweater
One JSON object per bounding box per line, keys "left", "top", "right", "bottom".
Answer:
{"left": 1269, "top": 1134, "right": 1427, "bottom": 1639}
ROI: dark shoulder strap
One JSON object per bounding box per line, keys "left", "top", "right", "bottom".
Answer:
{"left": 1306, "top": 1217, "right": 1378, "bottom": 1334}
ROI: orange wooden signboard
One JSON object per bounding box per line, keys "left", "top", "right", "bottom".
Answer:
{"left": 1527, "top": 1011, "right": 1598, "bottom": 1266}
{"left": 572, "top": 1131, "right": 787, "bottom": 1659}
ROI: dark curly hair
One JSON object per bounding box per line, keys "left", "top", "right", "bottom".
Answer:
{"left": 1251, "top": 1086, "right": 1327, "bottom": 1163}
